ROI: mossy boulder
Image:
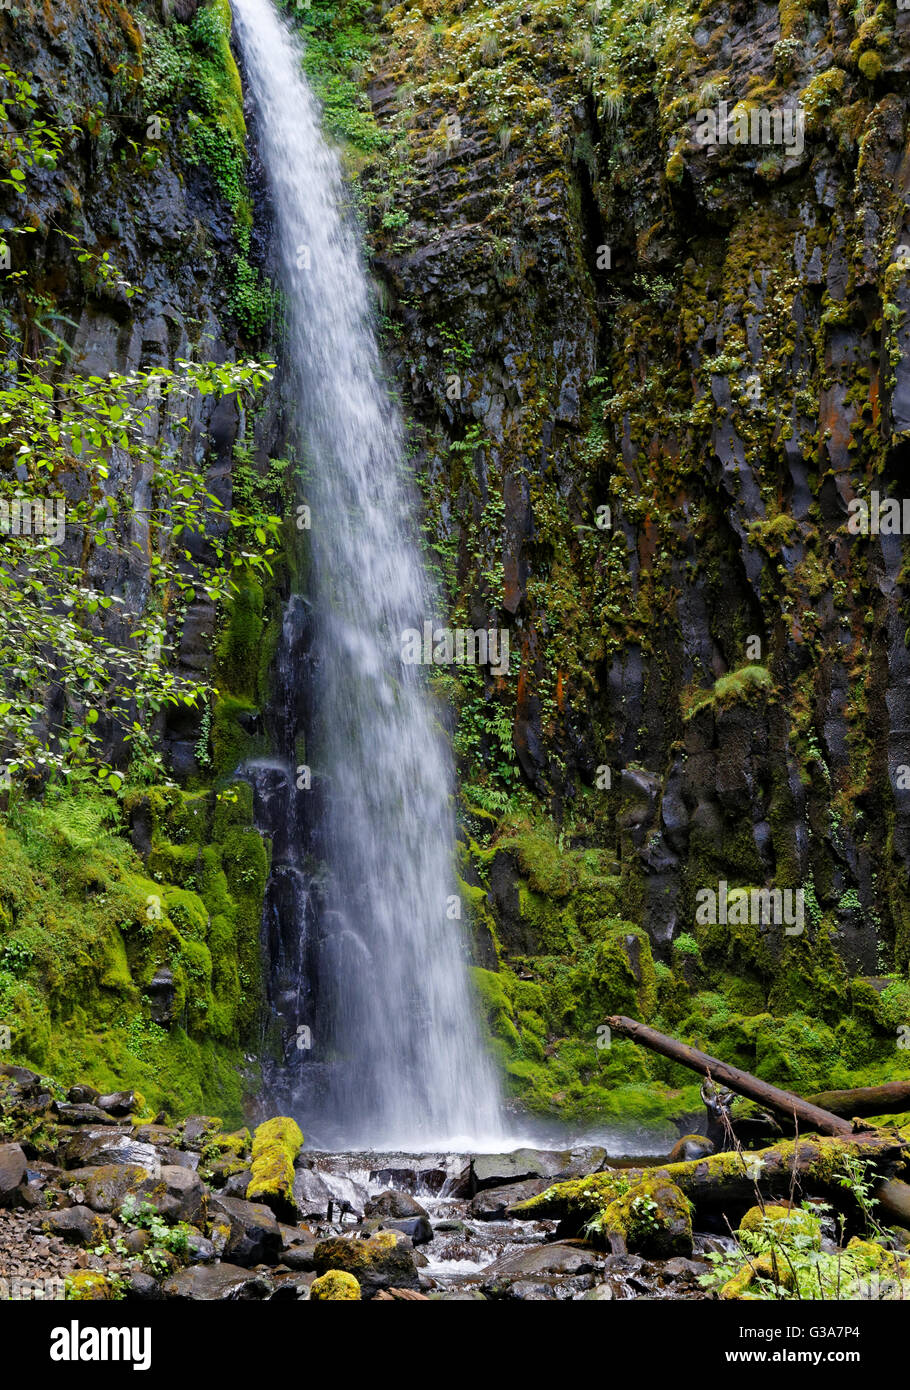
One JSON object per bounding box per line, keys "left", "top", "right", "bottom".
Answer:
{"left": 65, "top": 1271, "right": 113, "bottom": 1301}
{"left": 310, "top": 1270, "right": 361, "bottom": 1301}
{"left": 246, "top": 1116, "right": 303, "bottom": 1220}
{"left": 312, "top": 1230, "right": 419, "bottom": 1297}
{"left": 599, "top": 1173, "right": 693, "bottom": 1257}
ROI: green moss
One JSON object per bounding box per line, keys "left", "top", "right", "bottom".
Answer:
{"left": 310, "top": 1269, "right": 361, "bottom": 1300}
{"left": 247, "top": 1116, "right": 304, "bottom": 1215}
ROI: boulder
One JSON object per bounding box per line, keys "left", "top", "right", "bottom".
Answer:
{"left": 144, "top": 1165, "right": 205, "bottom": 1224}
{"left": 208, "top": 1195, "right": 282, "bottom": 1266}
{"left": 161, "top": 1264, "right": 271, "bottom": 1300}
{"left": 364, "top": 1189, "right": 429, "bottom": 1220}
{"left": 291, "top": 1167, "right": 335, "bottom": 1219}
{"left": 61, "top": 1132, "right": 160, "bottom": 1175}
{"left": 472, "top": 1178, "right": 550, "bottom": 1220}
{"left": 0, "top": 1143, "right": 26, "bottom": 1205}
{"left": 246, "top": 1116, "right": 303, "bottom": 1221}
{"left": 667, "top": 1134, "right": 715, "bottom": 1163}
{"left": 310, "top": 1270, "right": 361, "bottom": 1300}
{"left": 96, "top": 1091, "right": 136, "bottom": 1117}
{"left": 82, "top": 1164, "right": 153, "bottom": 1213}
{"left": 378, "top": 1215, "right": 433, "bottom": 1245}
{"left": 598, "top": 1174, "right": 694, "bottom": 1258}
{"left": 312, "top": 1230, "right": 419, "bottom": 1297}
{"left": 66, "top": 1085, "right": 101, "bottom": 1106}
{"left": 44, "top": 1205, "right": 117, "bottom": 1247}
{"left": 53, "top": 1102, "right": 118, "bottom": 1126}
{"left": 470, "top": 1147, "right": 607, "bottom": 1192}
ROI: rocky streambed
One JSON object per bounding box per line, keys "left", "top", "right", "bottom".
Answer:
{"left": 0, "top": 1063, "right": 722, "bottom": 1301}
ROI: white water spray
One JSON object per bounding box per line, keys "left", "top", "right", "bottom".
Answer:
{"left": 231, "top": 0, "right": 505, "bottom": 1148}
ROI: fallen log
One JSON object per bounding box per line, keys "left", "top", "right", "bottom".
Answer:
{"left": 607, "top": 1015, "right": 854, "bottom": 1137}
{"left": 805, "top": 1081, "right": 910, "bottom": 1118}
{"left": 510, "top": 1131, "right": 909, "bottom": 1226}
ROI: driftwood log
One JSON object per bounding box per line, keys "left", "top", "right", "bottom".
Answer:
{"left": 607, "top": 1015, "right": 855, "bottom": 1137}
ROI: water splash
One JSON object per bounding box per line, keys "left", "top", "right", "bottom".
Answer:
{"left": 231, "top": 0, "right": 504, "bottom": 1149}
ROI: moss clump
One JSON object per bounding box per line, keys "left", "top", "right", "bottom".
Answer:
{"left": 310, "top": 1270, "right": 362, "bottom": 1300}
{"left": 247, "top": 1116, "right": 304, "bottom": 1218}
{"left": 684, "top": 665, "right": 773, "bottom": 721}
{"left": 738, "top": 1204, "right": 821, "bottom": 1249}
{"left": 65, "top": 1271, "right": 113, "bottom": 1301}
{"left": 857, "top": 51, "right": 882, "bottom": 82}
{"left": 720, "top": 1249, "right": 797, "bottom": 1299}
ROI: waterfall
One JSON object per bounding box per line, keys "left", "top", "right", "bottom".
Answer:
{"left": 231, "top": 0, "right": 505, "bottom": 1149}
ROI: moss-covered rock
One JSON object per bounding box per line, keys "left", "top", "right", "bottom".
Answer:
{"left": 312, "top": 1230, "right": 419, "bottom": 1297}
{"left": 246, "top": 1116, "right": 303, "bottom": 1219}
{"left": 310, "top": 1270, "right": 361, "bottom": 1301}
{"left": 597, "top": 1173, "right": 693, "bottom": 1257}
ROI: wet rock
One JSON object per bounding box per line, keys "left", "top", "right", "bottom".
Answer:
{"left": 208, "top": 1195, "right": 282, "bottom": 1267}
{"left": 312, "top": 1229, "right": 420, "bottom": 1297}
{"left": 364, "top": 1189, "right": 429, "bottom": 1220}
{"left": 480, "top": 1239, "right": 600, "bottom": 1289}
{"left": 146, "top": 969, "right": 176, "bottom": 1027}
{"left": 470, "top": 1147, "right": 607, "bottom": 1192}
{"left": 667, "top": 1134, "right": 714, "bottom": 1163}
{"left": 126, "top": 1272, "right": 161, "bottom": 1300}
{"left": 145, "top": 1166, "right": 205, "bottom": 1224}
{"left": 473, "top": 1178, "right": 550, "bottom": 1220}
{"left": 291, "top": 1167, "right": 335, "bottom": 1218}
{"left": 0, "top": 1144, "right": 27, "bottom": 1205}
{"left": 82, "top": 1164, "right": 153, "bottom": 1213}
{"left": 223, "top": 1170, "right": 252, "bottom": 1198}
{"left": 44, "top": 1205, "right": 117, "bottom": 1247}
{"left": 378, "top": 1215, "right": 433, "bottom": 1245}
{"left": 66, "top": 1085, "right": 101, "bottom": 1106}
{"left": 161, "top": 1264, "right": 272, "bottom": 1300}
{"left": 96, "top": 1091, "right": 136, "bottom": 1118}
{"left": 52, "top": 1103, "right": 118, "bottom": 1126}
{"left": 61, "top": 1132, "right": 160, "bottom": 1175}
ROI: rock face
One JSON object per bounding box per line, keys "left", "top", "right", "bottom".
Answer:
{"left": 321, "top": 0, "right": 910, "bottom": 1123}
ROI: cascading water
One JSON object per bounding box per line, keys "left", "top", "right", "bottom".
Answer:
{"left": 231, "top": 0, "right": 505, "bottom": 1149}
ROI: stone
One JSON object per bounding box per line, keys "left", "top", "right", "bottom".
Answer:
{"left": 310, "top": 1270, "right": 361, "bottom": 1300}
{"left": 61, "top": 1132, "right": 160, "bottom": 1176}
{"left": 472, "top": 1178, "right": 550, "bottom": 1220}
{"left": 52, "top": 1103, "right": 118, "bottom": 1126}
{"left": 0, "top": 1144, "right": 27, "bottom": 1205}
{"left": 378, "top": 1215, "right": 433, "bottom": 1245}
{"left": 82, "top": 1164, "right": 153, "bottom": 1213}
{"left": 364, "top": 1189, "right": 429, "bottom": 1220}
{"left": 161, "top": 1264, "right": 271, "bottom": 1300}
{"left": 208, "top": 1195, "right": 282, "bottom": 1267}
{"left": 145, "top": 1165, "right": 205, "bottom": 1224}
{"left": 246, "top": 1116, "right": 303, "bottom": 1221}
{"left": 96, "top": 1091, "right": 136, "bottom": 1117}
{"left": 67, "top": 1085, "right": 101, "bottom": 1106}
{"left": 44, "top": 1206, "right": 116, "bottom": 1247}
{"left": 312, "top": 1230, "right": 419, "bottom": 1297}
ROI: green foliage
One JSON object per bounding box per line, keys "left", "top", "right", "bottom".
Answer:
{"left": 286, "top": 0, "right": 387, "bottom": 151}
